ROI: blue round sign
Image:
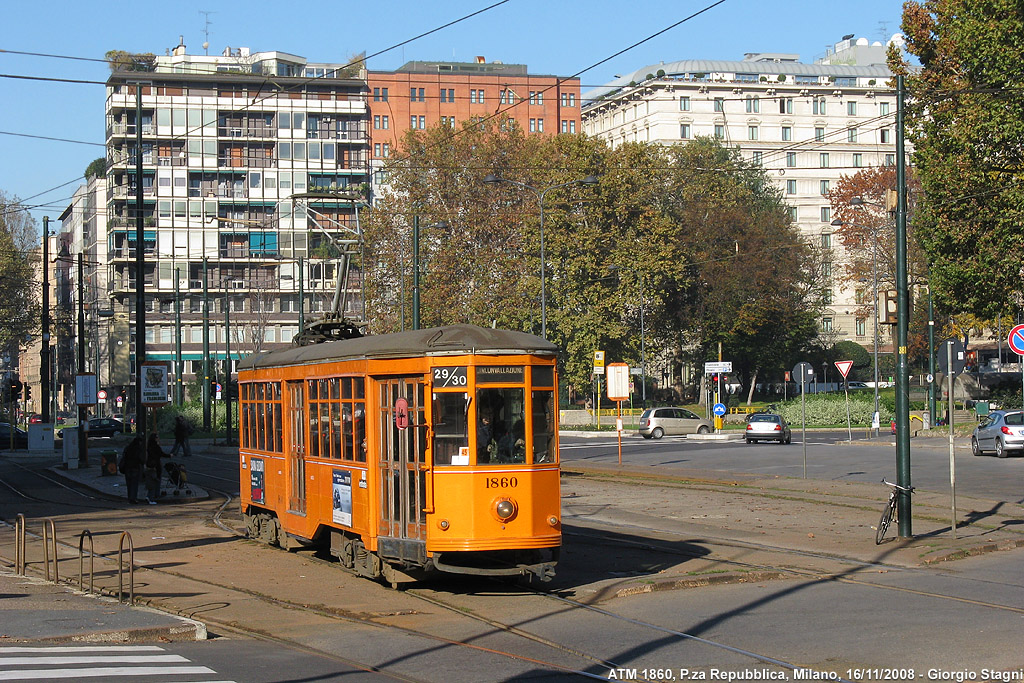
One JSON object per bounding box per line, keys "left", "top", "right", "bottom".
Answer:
{"left": 712, "top": 403, "right": 727, "bottom": 417}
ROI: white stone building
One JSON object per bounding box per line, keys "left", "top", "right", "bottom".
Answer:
{"left": 582, "top": 36, "right": 903, "bottom": 347}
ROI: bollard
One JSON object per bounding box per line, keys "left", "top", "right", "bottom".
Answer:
{"left": 78, "top": 530, "right": 94, "bottom": 594}
{"left": 15, "top": 513, "right": 25, "bottom": 575}
{"left": 41, "top": 518, "right": 58, "bottom": 584}
{"left": 117, "top": 531, "right": 134, "bottom": 604}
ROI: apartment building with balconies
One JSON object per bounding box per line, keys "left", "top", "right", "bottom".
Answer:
{"left": 582, "top": 36, "right": 903, "bottom": 350}
{"left": 103, "top": 41, "right": 370, "bottom": 393}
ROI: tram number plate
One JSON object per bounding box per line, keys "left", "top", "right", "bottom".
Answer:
{"left": 433, "top": 366, "right": 468, "bottom": 388}
{"left": 485, "top": 476, "right": 518, "bottom": 489}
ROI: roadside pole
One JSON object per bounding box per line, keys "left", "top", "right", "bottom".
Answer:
{"left": 793, "top": 362, "right": 814, "bottom": 479}
{"left": 939, "top": 337, "right": 966, "bottom": 539}
{"left": 835, "top": 360, "right": 854, "bottom": 442}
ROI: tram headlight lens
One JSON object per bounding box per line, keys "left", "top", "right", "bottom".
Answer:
{"left": 438, "top": 519, "right": 450, "bottom": 530}
{"left": 495, "top": 499, "right": 516, "bottom": 521}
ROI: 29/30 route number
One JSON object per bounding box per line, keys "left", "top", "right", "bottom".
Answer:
{"left": 433, "top": 366, "right": 468, "bottom": 387}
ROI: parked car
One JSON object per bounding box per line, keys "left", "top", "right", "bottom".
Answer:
{"left": 639, "top": 407, "right": 713, "bottom": 439}
{"left": 846, "top": 381, "right": 869, "bottom": 389}
{"left": 27, "top": 414, "right": 44, "bottom": 424}
{"left": 971, "top": 409, "right": 1024, "bottom": 458}
{"left": 745, "top": 413, "right": 792, "bottom": 444}
{"left": 0, "top": 422, "right": 30, "bottom": 449}
{"left": 87, "top": 417, "right": 126, "bottom": 438}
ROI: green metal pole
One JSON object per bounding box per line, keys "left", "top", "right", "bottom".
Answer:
{"left": 895, "top": 75, "right": 913, "bottom": 538}
{"left": 928, "top": 289, "right": 936, "bottom": 426}
{"left": 298, "top": 256, "right": 305, "bottom": 333}
{"left": 412, "top": 215, "right": 420, "bottom": 330}
{"left": 41, "top": 217, "right": 51, "bottom": 424}
{"left": 224, "top": 287, "right": 232, "bottom": 445}
{"left": 174, "top": 268, "right": 182, "bottom": 405}
{"left": 202, "top": 258, "right": 210, "bottom": 430}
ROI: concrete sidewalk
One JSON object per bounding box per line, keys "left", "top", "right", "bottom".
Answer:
{"left": 0, "top": 566, "right": 206, "bottom": 643}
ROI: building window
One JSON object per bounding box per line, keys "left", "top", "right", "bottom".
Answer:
{"left": 745, "top": 96, "right": 760, "bottom": 113}
{"left": 536, "top": 118, "right": 543, "bottom": 132}
{"left": 880, "top": 129, "right": 891, "bottom": 144}
{"left": 374, "top": 143, "right": 380, "bottom": 157}
{"left": 787, "top": 206, "right": 798, "bottom": 221}
{"left": 880, "top": 102, "right": 890, "bottom": 115}
{"left": 821, "top": 232, "right": 832, "bottom": 248}
{"left": 787, "top": 179, "right": 797, "bottom": 195}
{"left": 714, "top": 97, "right": 724, "bottom": 112}
{"left": 529, "top": 119, "right": 536, "bottom": 132}
{"left": 848, "top": 127, "right": 857, "bottom": 142}
{"left": 782, "top": 126, "right": 792, "bottom": 141}
{"left": 815, "top": 127, "right": 825, "bottom": 142}
{"left": 853, "top": 153, "right": 863, "bottom": 167}
{"left": 820, "top": 152, "right": 829, "bottom": 168}
{"left": 780, "top": 98, "right": 793, "bottom": 114}
{"left": 680, "top": 123, "right": 691, "bottom": 139}
{"left": 714, "top": 124, "right": 725, "bottom": 139}
{"left": 820, "top": 180, "right": 830, "bottom": 195}
{"left": 748, "top": 125, "right": 758, "bottom": 140}
{"left": 787, "top": 151, "right": 797, "bottom": 167}
{"left": 475, "top": 89, "right": 484, "bottom": 104}
{"left": 821, "top": 207, "right": 831, "bottom": 223}
{"left": 373, "top": 87, "right": 388, "bottom": 102}
{"left": 822, "top": 262, "right": 832, "bottom": 278}
{"left": 679, "top": 96, "right": 690, "bottom": 111}
{"left": 752, "top": 151, "right": 762, "bottom": 165}
{"left": 529, "top": 91, "right": 543, "bottom": 105}
{"left": 568, "top": 120, "right": 575, "bottom": 133}
{"left": 561, "top": 92, "right": 576, "bottom": 107}
{"left": 470, "top": 90, "right": 477, "bottom": 104}
{"left": 847, "top": 101, "right": 857, "bottom": 116}
{"left": 813, "top": 97, "right": 826, "bottom": 115}
{"left": 856, "top": 318, "right": 866, "bottom": 336}
{"left": 885, "top": 153, "right": 896, "bottom": 166}
{"left": 823, "top": 289, "right": 833, "bottom": 305}
{"left": 821, "top": 317, "right": 834, "bottom": 333}
{"left": 382, "top": 143, "right": 390, "bottom": 158}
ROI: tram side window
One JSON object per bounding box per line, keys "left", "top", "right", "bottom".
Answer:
{"left": 433, "top": 392, "right": 468, "bottom": 465}
{"left": 240, "top": 381, "right": 282, "bottom": 453}
{"left": 307, "top": 376, "right": 365, "bottom": 461}
{"left": 532, "top": 390, "right": 556, "bottom": 464}
{"left": 476, "top": 387, "right": 526, "bottom": 465}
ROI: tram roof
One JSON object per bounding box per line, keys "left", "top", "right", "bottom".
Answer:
{"left": 238, "top": 324, "right": 559, "bottom": 370}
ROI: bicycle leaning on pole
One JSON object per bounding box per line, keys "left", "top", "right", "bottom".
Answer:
{"left": 875, "top": 479, "right": 915, "bottom": 544}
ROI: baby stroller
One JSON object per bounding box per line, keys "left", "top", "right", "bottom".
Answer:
{"left": 164, "top": 461, "right": 193, "bottom": 496}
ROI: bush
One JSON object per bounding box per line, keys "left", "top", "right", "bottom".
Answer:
{"left": 777, "top": 393, "right": 892, "bottom": 426}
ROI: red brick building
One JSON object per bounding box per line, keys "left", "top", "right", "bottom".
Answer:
{"left": 367, "top": 58, "right": 581, "bottom": 160}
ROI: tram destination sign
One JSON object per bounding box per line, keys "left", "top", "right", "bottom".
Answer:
{"left": 432, "top": 366, "right": 468, "bottom": 388}
{"left": 476, "top": 365, "right": 524, "bottom": 384}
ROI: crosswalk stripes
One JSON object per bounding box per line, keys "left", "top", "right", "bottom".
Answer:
{"left": 0, "top": 645, "right": 235, "bottom": 681}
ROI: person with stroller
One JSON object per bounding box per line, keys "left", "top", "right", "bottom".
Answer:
{"left": 118, "top": 436, "right": 145, "bottom": 504}
{"left": 144, "top": 433, "right": 166, "bottom": 504}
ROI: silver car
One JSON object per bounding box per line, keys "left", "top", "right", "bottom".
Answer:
{"left": 744, "top": 413, "right": 792, "bottom": 444}
{"left": 638, "top": 407, "right": 712, "bottom": 439}
{"left": 971, "top": 409, "right": 1024, "bottom": 458}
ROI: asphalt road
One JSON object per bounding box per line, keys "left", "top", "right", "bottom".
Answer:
{"left": 559, "top": 430, "right": 1024, "bottom": 504}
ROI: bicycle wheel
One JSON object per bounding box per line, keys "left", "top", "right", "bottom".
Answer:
{"left": 875, "top": 497, "right": 896, "bottom": 544}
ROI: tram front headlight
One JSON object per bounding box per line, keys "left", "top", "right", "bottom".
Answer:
{"left": 494, "top": 499, "right": 516, "bottom": 521}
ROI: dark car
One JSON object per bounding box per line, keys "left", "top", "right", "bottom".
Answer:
{"left": 87, "top": 417, "right": 126, "bottom": 438}
{"left": 745, "top": 413, "right": 792, "bottom": 444}
{"left": 0, "top": 423, "right": 30, "bottom": 449}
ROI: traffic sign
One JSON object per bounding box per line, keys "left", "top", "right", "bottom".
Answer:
{"left": 791, "top": 362, "right": 814, "bottom": 385}
{"left": 1009, "top": 324, "right": 1024, "bottom": 356}
{"left": 834, "top": 360, "right": 854, "bottom": 379}
{"left": 712, "top": 403, "right": 727, "bottom": 417}
{"left": 704, "top": 361, "right": 732, "bottom": 374}
{"left": 606, "top": 363, "right": 630, "bottom": 401}
{"left": 936, "top": 339, "right": 966, "bottom": 376}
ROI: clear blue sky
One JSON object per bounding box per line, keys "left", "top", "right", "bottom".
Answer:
{"left": 0, "top": 0, "right": 905, "bottom": 225}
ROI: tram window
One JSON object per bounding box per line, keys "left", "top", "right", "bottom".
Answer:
{"left": 354, "top": 403, "right": 366, "bottom": 462}
{"left": 273, "top": 402, "right": 282, "bottom": 452}
{"left": 331, "top": 402, "right": 342, "bottom": 458}
{"left": 432, "top": 392, "right": 468, "bottom": 465}
{"left": 533, "top": 365, "right": 554, "bottom": 388}
{"left": 532, "top": 390, "right": 556, "bottom": 464}
{"left": 342, "top": 404, "right": 353, "bottom": 459}
{"left": 476, "top": 388, "right": 526, "bottom": 465}
{"left": 320, "top": 403, "right": 332, "bottom": 458}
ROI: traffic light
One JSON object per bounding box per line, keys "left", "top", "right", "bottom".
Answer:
{"left": 24, "top": 385, "right": 31, "bottom": 401}
{"left": 711, "top": 374, "right": 719, "bottom": 383}
{"left": 9, "top": 378, "right": 22, "bottom": 401}
{"left": 226, "top": 380, "right": 239, "bottom": 401}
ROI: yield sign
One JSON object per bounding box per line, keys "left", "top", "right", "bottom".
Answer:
{"left": 1009, "top": 324, "right": 1024, "bottom": 356}
{"left": 834, "top": 360, "right": 854, "bottom": 378}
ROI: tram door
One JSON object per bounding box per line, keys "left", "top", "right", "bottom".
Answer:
{"left": 287, "top": 381, "right": 306, "bottom": 514}
{"left": 377, "top": 377, "right": 428, "bottom": 541}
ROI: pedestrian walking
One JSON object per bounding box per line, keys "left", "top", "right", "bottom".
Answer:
{"left": 118, "top": 436, "right": 145, "bottom": 504}
{"left": 144, "top": 433, "right": 166, "bottom": 504}
{"left": 170, "top": 415, "right": 193, "bottom": 457}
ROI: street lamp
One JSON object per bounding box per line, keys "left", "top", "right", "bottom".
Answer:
{"left": 832, "top": 212, "right": 883, "bottom": 430}
{"left": 482, "top": 174, "right": 599, "bottom": 339}
{"left": 607, "top": 265, "right": 648, "bottom": 404}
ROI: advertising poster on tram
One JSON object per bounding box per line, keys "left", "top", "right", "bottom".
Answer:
{"left": 332, "top": 470, "right": 352, "bottom": 526}
{"left": 250, "top": 458, "right": 265, "bottom": 504}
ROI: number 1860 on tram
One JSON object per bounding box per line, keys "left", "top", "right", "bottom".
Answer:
{"left": 237, "top": 324, "right": 562, "bottom": 586}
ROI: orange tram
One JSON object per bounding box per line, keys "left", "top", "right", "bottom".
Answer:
{"left": 237, "top": 324, "right": 562, "bottom": 586}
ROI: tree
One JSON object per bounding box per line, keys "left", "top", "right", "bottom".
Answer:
{"left": 0, "top": 192, "right": 41, "bottom": 358}
{"left": 84, "top": 158, "right": 106, "bottom": 180}
{"left": 105, "top": 50, "right": 156, "bottom": 73}
{"left": 893, "top": 1, "right": 1024, "bottom": 318}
